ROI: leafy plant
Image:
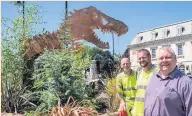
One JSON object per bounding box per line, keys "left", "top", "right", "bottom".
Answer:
{"left": 1, "top": 2, "right": 45, "bottom": 113}
{"left": 23, "top": 49, "right": 91, "bottom": 112}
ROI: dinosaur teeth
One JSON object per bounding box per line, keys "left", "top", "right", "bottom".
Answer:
{"left": 94, "top": 33, "right": 98, "bottom": 39}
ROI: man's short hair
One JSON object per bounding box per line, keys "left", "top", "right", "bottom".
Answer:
{"left": 138, "top": 49, "right": 151, "bottom": 57}
{"left": 122, "top": 54, "right": 129, "bottom": 59}
{"left": 121, "top": 54, "right": 130, "bottom": 63}
{"left": 157, "top": 47, "right": 176, "bottom": 58}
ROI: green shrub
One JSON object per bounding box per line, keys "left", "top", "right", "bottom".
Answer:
{"left": 24, "top": 50, "right": 91, "bottom": 112}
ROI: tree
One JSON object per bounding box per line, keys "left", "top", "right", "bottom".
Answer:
{"left": 1, "top": 2, "right": 45, "bottom": 113}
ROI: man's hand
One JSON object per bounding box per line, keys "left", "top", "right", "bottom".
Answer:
{"left": 118, "top": 100, "right": 126, "bottom": 111}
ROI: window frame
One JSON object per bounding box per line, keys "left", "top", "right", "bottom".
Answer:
{"left": 176, "top": 26, "right": 185, "bottom": 36}
{"left": 177, "top": 43, "right": 184, "bottom": 58}
{"left": 181, "top": 26, "right": 185, "bottom": 33}
{"left": 179, "top": 65, "right": 185, "bottom": 73}
{"left": 151, "top": 31, "right": 158, "bottom": 40}
{"left": 163, "top": 29, "right": 170, "bottom": 38}
{"left": 150, "top": 47, "right": 157, "bottom": 60}
{"left": 137, "top": 36, "right": 143, "bottom": 43}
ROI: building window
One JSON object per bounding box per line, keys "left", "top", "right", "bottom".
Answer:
{"left": 179, "top": 65, "right": 185, "bottom": 73}
{"left": 186, "top": 65, "right": 189, "bottom": 70}
{"left": 176, "top": 26, "right": 185, "bottom": 35}
{"left": 155, "top": 32, "right": 158, "bottom": 38}
{"left": 167, "top": 30, "right": 170, "bottom": 36}
{"left": 151, "top": 47, "right": 157, "bottom": 59}
{"left": 163, "top": 29, "right": 170, "bottom": 38}
{"left": 138, "top": 36, "right": 143, "bottom": 42}
{"left": 177, "top": 44, "right": 184, "bottom": 57}
{"left": 131, "top": 50, "right": 137, "bottom": 56}
{"left": 152, "top": 32, "right": 158, "bottom": 40}
{"left": 181, "top": 27, "right": 185, "bottom": 33}
{"left": 191, "top": 64, "right": 192, "bottom": 73}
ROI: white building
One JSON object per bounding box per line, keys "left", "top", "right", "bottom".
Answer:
{"left": 128, "top": 20, "right": 192, "bottom": 75}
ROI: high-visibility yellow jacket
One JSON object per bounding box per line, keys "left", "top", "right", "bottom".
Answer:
{"left": 131, "top": 65, "right": 158, "bottom": 116}
{"left": 116, "top": 70, "right": 137, "bottom": 116}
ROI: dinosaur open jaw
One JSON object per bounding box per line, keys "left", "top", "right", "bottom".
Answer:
{"left": 92, "top": 26, "right": 123, "bottom": 49}
{"left": 101, "top": 28, "right": 121, "bottom": 36}
{"left": 92, "top": 30, "right": 109, "bottom": 49}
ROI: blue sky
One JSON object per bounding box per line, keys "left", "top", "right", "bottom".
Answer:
{"left": 2, "top": 1, "right": 192, "bottom": 54}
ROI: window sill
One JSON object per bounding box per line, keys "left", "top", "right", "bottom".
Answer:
{"left": 177, "top": 55, "right": 184, "bottom": 58}
{"left": 152, "top": 58, "right": 157, "bottom": 61}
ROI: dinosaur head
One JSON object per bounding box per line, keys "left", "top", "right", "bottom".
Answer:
{"left": 89, "top": 6, "right": 128, "bottom": 36}
{"left": 67, "top": 6, "right": 128, "bottom": 49}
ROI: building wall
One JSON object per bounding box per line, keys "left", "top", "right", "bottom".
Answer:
{"left": 129, "top": 20, "right": 192, "bottom": 74}
{"left": 130, "top": 20, "right": 192, "bottom": 45}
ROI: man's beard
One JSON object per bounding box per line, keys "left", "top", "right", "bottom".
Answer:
{"left": 123, "top": 68, "right": 130, "bottom": 73}
{"left": 139, "top": 61, "right": 148, "bottom": 67}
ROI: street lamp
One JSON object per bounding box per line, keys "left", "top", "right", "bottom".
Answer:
{"left": 65, "top": 1, "right": 68, "bottom": 19}
{"left": 112, "top": 32, "right": 114, "bottom": 58}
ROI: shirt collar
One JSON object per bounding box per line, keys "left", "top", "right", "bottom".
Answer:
{"left": 156, "top": 66, "right": 179, "bottom": 79}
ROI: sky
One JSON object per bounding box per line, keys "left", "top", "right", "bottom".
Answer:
{"left": 2, "top": 1, "right": 192, "bottom": 55}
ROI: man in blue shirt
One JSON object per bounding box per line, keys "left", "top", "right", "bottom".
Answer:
{"left": 144, "top": 47, "right": 192, "bottom": 116}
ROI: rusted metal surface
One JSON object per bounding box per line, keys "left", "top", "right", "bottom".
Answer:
{"left": 24, "top": 31, "right": 63, "bottom": 59}
{"left": 66, "top": 6, "right": 128, "bottom": 49}
{"left": 24, "top": 6, "right": 128, "bottom": 60}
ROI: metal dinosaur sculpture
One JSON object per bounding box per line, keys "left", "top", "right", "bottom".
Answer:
{"left": 24, "top": 6, "right": 128, "bottom": 60}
